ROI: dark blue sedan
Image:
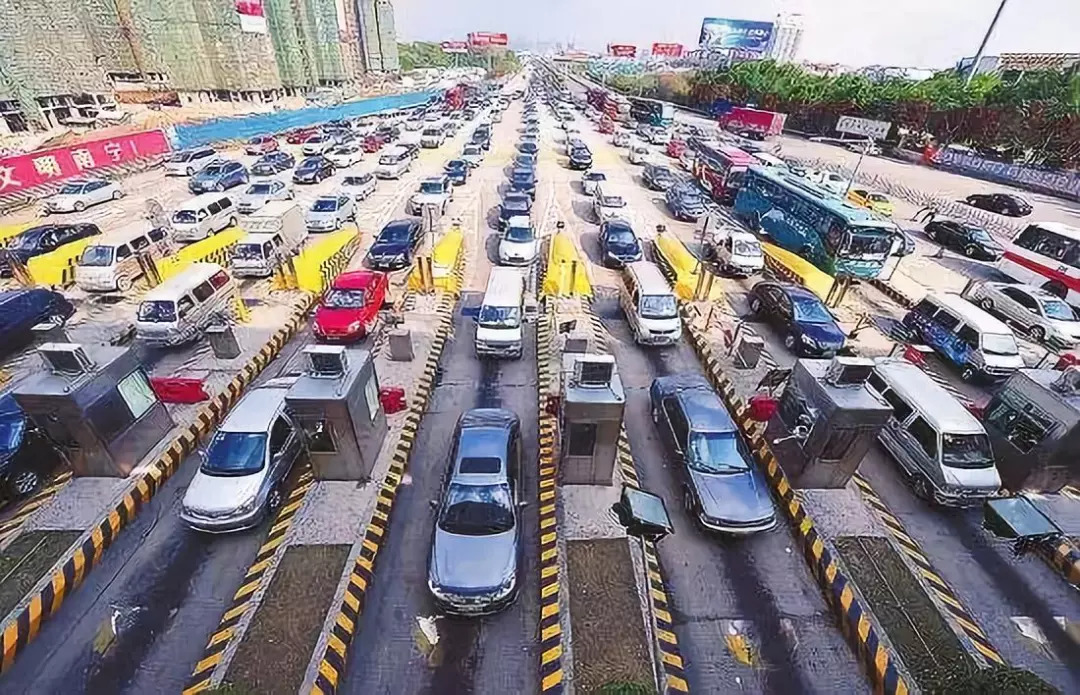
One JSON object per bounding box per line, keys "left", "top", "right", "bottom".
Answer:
{"left": 748, "top": 281, "right": 846, "bottom": 356}
{"left": 665, "top": 183, "right": 706, "bottom": 222}
{"left": 189, "top": 160, "right": 248, "bottom": 193}
{"left": 518, "top": 141, "right": 539, "bottom": 156}
{"left": 444, "top": 159, "right": 470, "bottom": 185}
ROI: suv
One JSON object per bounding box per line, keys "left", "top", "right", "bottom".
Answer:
{"left": 189, "top": 160, "right": 248, "bottom": 193}
{"left": 406, "top": 176, "right": 454, "bottom": 216}
{"left": 650, "top": 374, "right": 775, "bottom": 534}
{"left": 963, "top": 281, "right": 1080, "bottom": 348}
{"left": 428, "top": 408, "right": 523, "bottom": 615}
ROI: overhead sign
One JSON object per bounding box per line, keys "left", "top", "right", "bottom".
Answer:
{"left": 468, "top": 32, "right": 509, "bottom": 47}
{"left": 440, "top": 41, "right": 469, "bottom": 54}
{"left": 607, "top": 44, "right": 638, "bottom": 58}
{"left": 650, "top": 43, "right": 684, "bottom": 58}
{"left": 836, "top": 115, "right": 892, "bottom": 140}
{"left": 698, "top": 18, "right": 774, "bottom": 52}
{"left": 235, "top": 0, "right": 267, "bottom": 34}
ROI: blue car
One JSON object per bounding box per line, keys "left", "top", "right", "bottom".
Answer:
{"left": 444, "top": 159, "right": 470, "bottom": 185}
{"left": 498, "top": 193, "right": 532, "bottom": 229}
{"left": 665, "top": 183, "right": 706, "bottom": 222}
{"left": 748, "top": 281, "right": 846, "bottom": 356}
{"left": 189, "top": 160, "right": 248, "bottom": 193}
{"left": 518, "top": 141, "right": 539, "bottom": 157}
{"left": 250, "top": 151, "right": 295, "bottom": 176}
{"left": 0, "top": 288, "right": 75, "bottom": 356}
{"left": 509, "top": 167, "right": 537, "bottom": 199}
{"left": 0, "top": 393, "right": 62, "bottom": 499}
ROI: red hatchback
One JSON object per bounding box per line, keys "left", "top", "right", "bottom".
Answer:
{"left": 666, "top": 139, "right": 687, "bottom": 158}
{"left": 313, "top": 270, "right": 389, "bottom": 343}
{"left": 286, "top": 127, "right": 319, "bottom": 145}
{"left": 362, "top": 133, "right": 387, "bottom": 153}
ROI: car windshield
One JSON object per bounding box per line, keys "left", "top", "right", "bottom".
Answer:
{"left": 379, "top": 225, "right": 411, "bottom": 242}
{"left": 688, "top": 432, "right": 750, "bottom": 473}
{"left": 446, "top": 161, "right": 465, "bottom": 170}
{"left": 298, "top": 160, "right": 320, "bottom": 172}
{"left": 479, "top": 305, "right": 521, "bottom": 329}
{"left": 0, "top": 414, "right": 24, "bottom": 456}
{"left": 1042, "top": 298, "right": 1077, "bottom": 321}
{"left": 606, "top": 228, "right": 636, "bottom": 246}
{"left": 792, "top": 295, "right": 833, "bottom": 323}
{"left": 464, "top": 147, "right": 481, "bottom": 155}
{"left": 200, "top": 165, "right": 225, "bottom": 176}
{"left": 504, "top": 199, "right": 529, "bottom": 212}
{"left": 438, "top": 483, "right": 515, "bottom": 535}
{"left": 982, "top": 333, "right": 1019, "bottom": 356}
{"left": 601, "top": 196, "right": 625, "bottom": 208}
{"left": 420, "top": 181, "right": 444, "bottom": 194}
{"left": 964, "top": 225, "right": 994, "bottom": 243}
{"left": 343, "top": 176, "right": 370, "bottom": 186}
{"left": 173, "top": 210, "right": 197, "bottom": 224}
{"left": 201, "top": 431, "right": 267, "bottom": 476}
{"left": 169, "top": 152, "right": 194, "bottom": 163}
{"left": 640, "top": 294, "right": 677, "bottom": 319}
{"left": 247, "top": 183, "right": 274, "bottom": 195}
{"left": 586, "top": 173, "right": 606, "bottom": 182}
{"left": 324, "top": 288, "right": 367, "bottom": 308}
{"left": 80, "top": 245, "right": 114, "bottom": 266}
{"left": 137, "top": 300, "right": 176, "bottom": 322}
{"left": 506, "top": 225, "right": 534, "bottom": 243}
{"left": 941, "top": 433, "right": 995, "bottom": 469}
{"left": 312, "top": 199, "right": 338, "bottom": 212}
{"left": 733, "top": 240, "right": 762, "bottom": 256}
{"left": 251, "top": 164, "right": 274, "bottom": 174}
{"left": 59, "top": 183, "right": 85, "bottom": 195}
{"left": 233, "top": 243, "right": 264, "bottom": 260}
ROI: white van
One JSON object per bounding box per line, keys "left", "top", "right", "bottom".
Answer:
{"left": 620, "top": 261, "right": 681, "bottom": 345}
{"left": 135, "top": 263, "right": 237, "bottom": 346}
{"left": 76, "top": 224, "right": 172, "bottom": 292}
{"left": 230, "top": 202, "right": 307, "bottom": 277}
{"left": 867, "top": 359, "right": 1002, "bottom": 505}
{"left": 475, "top": 267, "right": 525, "bottom": 359}
{"left": 375, "top": 146, "right": 413, "bottom": 179}
{"left": 171, "top": 193, "right": 237, "bottom": 243}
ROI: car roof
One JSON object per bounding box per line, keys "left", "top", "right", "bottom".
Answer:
{"left": 653, "top": 374, "right": 736, "bottom": 431}
{"left": 774, "top": 282, "right": 822, "bottom": 303}
{"left": 507, "top": 215, "right": 532, "bottom": 227}
{"left": 925, "top": 292, "right": 1014, "bottom": 333}
{"left": 603, "top": 219, "right": 634, "bottom": 233}
{"left": 383, "top": 218, "right": 416, "bottom": 231}
{"left": 333, "top": 269, "right": 383, "bottom": 290}
{"left": 986, "top": 281, "right": 1063, "bottom": 303}
{"left": 872, "top": 360, "right": 985, "bottom": 433}
{"left": 144, "top": 262, "right": 226, "bottom": 300}
{"left": 222, "top": 386, "right": 289, "bottom": 433}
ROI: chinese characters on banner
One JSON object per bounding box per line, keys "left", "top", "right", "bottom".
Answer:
{"left": 650, "top": 43, "right": 684, "bottom": 58}
{"left": 467, "top": 32, "right": 509, "bottom": 47}
{"left": 607, "top": 44, "right": 638, "bottom": 58}
{"left": 0, "top": 130, "right": 171, "bottom": 196}
{"left": 440, "top": 41, "right": 469, "bottom": 54}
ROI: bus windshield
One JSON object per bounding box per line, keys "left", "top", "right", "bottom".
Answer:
{"left": 845, "top": 229, "right": 893, "bottom": 259}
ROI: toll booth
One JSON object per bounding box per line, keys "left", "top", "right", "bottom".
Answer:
{"left": 982, "top": 367, "right": 1080, "bottom": 493}
{"left": 766, "top": 357, "right": 891, "bottom": 489}
{"left": 559, "top": 353, "right": 625, "bottom": 486}
{"left": 285, "top": 345, "right": 387, "bottom": 481}
{"left": 13, "top": 343, "right": 174, "bottom": 477}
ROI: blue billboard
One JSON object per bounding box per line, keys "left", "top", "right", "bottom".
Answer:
{"left": 698, "top": 18, "right": 774, "bottom": 52}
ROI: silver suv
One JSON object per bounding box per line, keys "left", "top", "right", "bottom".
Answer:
{"left": 963, "top": 281, "right": 1080, "bottom": 349}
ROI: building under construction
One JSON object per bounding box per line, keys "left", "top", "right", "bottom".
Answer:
{"left": 0, "top": 0, "right": 399, "bottom": 133}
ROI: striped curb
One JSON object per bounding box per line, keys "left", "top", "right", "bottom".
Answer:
{"left": 535, "top": 311, "right": 565, "bottom": 694}
{"left": 308, "top": 291, "right": 456, "bottom": 695}
{"left": 851, "top": 475, "right": 1005, "bottom": 666}
{"left": 0, "top": 292, "right": 314, "bottom": 673}
{"left": 182, "top": 467, "right": 317, "bottom": 694}
{"left": 681, "top": 311, "right": 911, "bottom": 695}
{"left": 0, "top": 470, "right": 74, "bottom": 547}
{"left": 867, "top": 279, "right": 917, "bottom": 310}
{"left": 1042, "top": 538, "right": 1080, "bottom": 589}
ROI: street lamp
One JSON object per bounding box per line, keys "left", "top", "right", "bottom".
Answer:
{"left": 964, "top": 0, "right": 1009, "bottom": 85}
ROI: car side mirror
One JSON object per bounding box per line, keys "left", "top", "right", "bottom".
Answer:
{"left": 429, "top": 499, "right": 440, "bottom": 511}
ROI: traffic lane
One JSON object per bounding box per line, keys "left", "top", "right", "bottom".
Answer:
{"left": 339, "top": 299, "right": 539, "bottom": 695}
{"left": 856, "top": 445, "right": 1080, "bottom": 691}
{"left": 596, "top": 296, "right": 866, "bottom": 694}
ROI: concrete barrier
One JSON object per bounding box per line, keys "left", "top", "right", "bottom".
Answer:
{"left": 156, "top": 227, "right": 245, "bottom": 281}
{"left": 407, "top": 225, "right": 465, "bottom": 294}
{"left": 760, "top": 242, "right": 839, "bottom": 301}
{"left": 653, "top": 231, "right": 724, "bottom": 301}
{"left": 26, "top": 237, "right": 96, "bottom": 288}
{"left": 294, "top": 228, "right": 360, "bottom": 294}
{"left": 541, "top": 231, "right": 592, "bottom": 298}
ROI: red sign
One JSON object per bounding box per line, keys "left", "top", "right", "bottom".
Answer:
{"left": 468, "top": 32, "right": 509, "bottom": 47}
{"left": 440, "top": 41, "right": 469, "bottom": 54}
{"left": 607, "top": 44, "right": 638, "bottom": 58}
{"left": 0, "top": 130, "right": 171, "bottom": 196}
{"left": 651, "top": 42, "right": 684, "bottom": 57}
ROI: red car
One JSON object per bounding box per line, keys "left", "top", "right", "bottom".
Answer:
{"left": 598, "top": 118, "right": 614, "bottom": 134}
{"left": 285, "top": 127, "right": 319, "bottom": 145}
{"left": 244, "top": 135, "right": 279, "bottom": 156}
{"left": 666, "top": 139, "right": 687, "bottom": 158}
{"left": 313, "top": 270, "right": 389, "bottom": 342}
{"left": 362, "top": 133, "right": 388, "bottom": 153}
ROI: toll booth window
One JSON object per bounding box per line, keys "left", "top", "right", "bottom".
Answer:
{"left": 88, "top": 389, "right": 136, "bottom": 442}
{"left": 567, "top": 422, "right": 597, "bottom": 457}
{"left": 820, "top": 427, "right": 866, "bottom": 461}
{"left": 117, "top": 371, "right": 156, "bottom": 420}
{"left": 364, "top": 374, "right": 380, "bottom": 422}
{"left": 985, "top": 399, "right": 1052, "bottom": 454}
{"left": 305, "top": 420, "right": 337, "bottom": 453}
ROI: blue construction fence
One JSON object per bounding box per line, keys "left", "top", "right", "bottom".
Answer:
{"left": 169, "top": 90, "right": 440, "bottom": 150}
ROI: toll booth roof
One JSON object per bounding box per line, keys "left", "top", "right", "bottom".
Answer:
{"left": 561, "top": 354, "right": 625, "bottom": 405}
{"left": 797, "top": 359, "right": 892, "bottom": 414}
{"left": 286, "top": 348, "right": 372, "bottom": 401}
{"left": 1019, "top": 369, "right": 1080, "bottom": 416}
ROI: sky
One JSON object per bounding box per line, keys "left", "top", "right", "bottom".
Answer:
{"left": 391, "top": 0, "right": 1080, "bottom": 68}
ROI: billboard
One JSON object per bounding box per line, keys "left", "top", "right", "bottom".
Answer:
{"left": 468, "top": 32, "right": 509, "bottom": 47}
{"left": 650, "top": 43, "right": 684, "bottom": 58}
{"left": 235, "top": 0, "right": 267, "bottom": 34}
{"left": 607, "top": 44, "right": 638, "bottom": 58}
{"left": 836, "top": 115, "right": 892, "bottom": 140}
{"left": 440, "top": 41, "right": 469, "bottom": 54}
{"left": 698, "top": 18, "right": 773, "bottom": 52}
{"left": 0, "top": 131, "right": 171, "bottom": 196}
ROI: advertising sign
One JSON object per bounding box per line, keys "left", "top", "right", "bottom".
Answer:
{"left": 440, "top": 41, "right": 469, "bottom": 54}
{"left": 468, "top": 32, "right": 509, "bottom": 47}
{"left": 0, "top": 131, "right": 171, "bottom": 196}
{"left": 650, "top": 43, "right": 684, "bottom": 58}
{"left": 698, "top": 18, "right": 774, "bottom": 52}
{"left": 607, "top": 44, "right": 638, "bottom": 58}
{"left": 836, "top": 115, "right": 892, "bottom": 140}
{"left": 235, "top": 0, "right": 267, "bottom": 34}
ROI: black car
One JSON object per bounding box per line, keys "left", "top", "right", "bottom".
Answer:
{"left": 509, "top": 167, "right": 537, "bottom": 199}
{"left": 365, "top": 218, "right": 423, "bottom": 270}
{"left": 643, "top": 164, "right": 676, "bottom": 191}
{"left": 376, "top": 124, "right": 400, "bottom": 141}
{"left": 0, "top": 223, "right": 101, "bottom": 277}
{"left": 498, "top": 193, "right": 533, "bottom": 229}
{"left": 568, "top": 146, "right": 592, "bottom": 170}
{"left": 250, "top": 151, "right": 295, "bottom": 177}
{"left": 518, "top": 141, "right": 539, "bottom": 157}
{"left": 445, "top": 159, "right": 470, "bottom": 185}
{"left": 0, "top": 392, "right": 63, "bottom": 499}
{"left": 665, "top": 184, "right": 706, "bottom": 221}
{"left": 964, "top": 193, "right": 1032, "bottom": 217}
{"left": 293, "top": 156, "right": 335, "bottom": 184}
{"left": 924, "top": 219, "right": 1003, "bottom": 260}
{"left": 0, "top": 288, "right": 75, "bottom": 356}
{"left": 598, "top": 220, "right": 643, "bottom": 267}
{"left": 748, "top": 281, "right": 847, "bottom": 356}
{"left": 513, "top": 153, "right": 537, "bottom": 170}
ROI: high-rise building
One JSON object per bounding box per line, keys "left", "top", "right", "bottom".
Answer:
{"left": 374, "top": 0, "right": 399, "bottom": 72}
{"left": 767, "top": 13, "right": 803, "bottom": 63}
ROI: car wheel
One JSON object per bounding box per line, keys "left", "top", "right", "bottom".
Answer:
{"left": 186, "top": 167, "right": 194, "bottom": 176}
{"left": 749, "top": 297, "right": 762, "bottom": 314}
{"left": 964, "top": 245, "right": 979, "bottom": 257}
{"left": 10, "top": 469, "right": 40, "bottom": 497}
{"left": 116, "top": 275, "right": 134, "bottom": 293}
{"left": 74, "top": 201, "right": 86, "bottom": 212}
{"left": 783, "top": 333, "right": 797, "bottom": 351}
{"left": 978, "top": 297, "right": 994, "bottom": 311}
{"left": 961, "top": 366, "right": 977, "bottom": 381}
{"left": 215, "top": 183, "right": 225, "bottom": 192}
{"left": 1028, "top": 325, "right": 1046, "bottom": 343}
{"left": 267, "top": 485, "right": 284, "bottom": 514}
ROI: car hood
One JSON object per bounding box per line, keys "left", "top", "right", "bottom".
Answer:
{"left": 797, "top": 321, "right": 846, "bottom": 348}
{"left": 410, "top": 192, "right": 446, "bottom": 204}
{"left": 369, "top": 239, "right": 408, "bottom": 256}
{"left": 500, "top": 239, "right": 537, "bottom": 258}
{"left": 431, "top": 528, "right": 516, "bottom": 592}
{"left": 239, "top": 193, "right": 273, "bottom": 207}
{"left": 606, "top": 241, "right": 641, "bottom": 259}
{"left": 294, "top": 169, "right": 320, "bottom": 179}
{"left": 47, "top": 194, "right": 81, "bottom": 205}
{"left": 689, "top": 467, "right": 774, "bottom": 524}
{"left": 306, "top": 209, "right": 340, "bottom": 221}
{"left": 183, "top": 469, "right": 264, "bottom": 516}
{"left": 941, "top": 464, "right": 1001, "bottom": 492}
{"left": 1048, "top": 319, "right": 1080, "bottom": 339}
{"left": 191, "top": 173, "right": 221, "bottom": 185}
{"left": 315, "top": 306, "right": 365, "bottom": 331}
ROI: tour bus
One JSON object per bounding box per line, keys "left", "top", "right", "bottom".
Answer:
{"left": 693, "top": 143, "right": 757, "bottom": 205}
{"left": 997, "top": 221, "right": 1080, "bottom": 307}
{"left": 734, "top": 165, "right": 902, "bottom": 279}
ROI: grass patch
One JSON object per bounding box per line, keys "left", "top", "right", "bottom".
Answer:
{"left": 0, "top": 530, "right": 80, "bottom": 617}
{"left": 598, "top": 680, "right": 655, "bottom": 695}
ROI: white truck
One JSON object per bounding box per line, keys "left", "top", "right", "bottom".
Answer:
{"left": 232, "top": 201, "right": 307, "bottom": 277}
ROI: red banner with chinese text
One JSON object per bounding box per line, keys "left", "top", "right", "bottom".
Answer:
{"left": 651, "top": 43, "right": 684, "bottom": 57}
{"left": 0, "top": 130, "right": 171, "bottom": 196}
{"left": 607, "top": 44, "right": 638, "bottom": 58}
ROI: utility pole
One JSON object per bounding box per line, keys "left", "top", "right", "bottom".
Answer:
{"left": 965, "top": 0, "right": 1008, "bottom": 85}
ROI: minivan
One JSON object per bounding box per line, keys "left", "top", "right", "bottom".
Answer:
{"left": 620, "top": 261, "right": 681, "bottom": 346}
{"left": 171, "top": 193, "right": 237, "bottom": 243}
{"left": 76, "top": 224, "right": 172, "bottom": 292}
{"left": 375, "top": 146, "right": 413, "bottom": 179}
{"left": 866, "top": 359, "right": 1002, "bottom": 505}
{"left": 902, "top": 292, "right": 1025, "bottom": 382}
{"left": 164, "top": 147, "right": 217, "bottom": 176}
{"left": 475, "top": 267, "right": 525, "bottom": 359}
{"left": 135, "top": 263, "right": 237, "bottom": 346}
